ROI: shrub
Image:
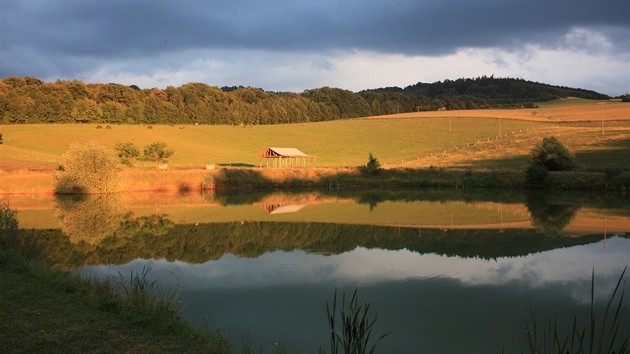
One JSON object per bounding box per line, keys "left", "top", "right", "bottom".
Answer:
{"left": 114, "top": 141, "right": 140, "bottom": 166}
{"left": 525, "top": 164, "right": 549, "bottom": 189}
{"left": 55, "top": 141, "right": 122, "bottom": 194}
{"left": 360, "top": 153, "right": 382, "bottom": 176}
{"left": 143, "top": 142, "right": 174, "bottom": 167}
{"left": 530, "top": 136, "right": 576, "bottom": 171}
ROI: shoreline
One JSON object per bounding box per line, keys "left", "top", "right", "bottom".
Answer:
{"left": 1, "top": 166, "right": 629, "bottom": 195}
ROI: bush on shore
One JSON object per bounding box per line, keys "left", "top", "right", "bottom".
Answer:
{"left": 55, "top": 141, "right": 122, "bottom": 194}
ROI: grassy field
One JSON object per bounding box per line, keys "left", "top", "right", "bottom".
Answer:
{"left": 1, "top": 98, "right": 628, "bottom": 172}
{"left": 0, "top": 249, "right": 233, "bottom": 354}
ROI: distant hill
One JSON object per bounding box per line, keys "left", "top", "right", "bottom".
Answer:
{"left": 0, "top": 75, "right": 611, "bottom": 125}
{"left": 360, "top": 76, "right": 610, "bottom": 111}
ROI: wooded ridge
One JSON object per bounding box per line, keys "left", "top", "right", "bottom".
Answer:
{"left": 0, "top": 75, "right": 611, "bottom": 125}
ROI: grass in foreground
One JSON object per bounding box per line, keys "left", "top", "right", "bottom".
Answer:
{"left": 0, "top": 249, "right": 231, "bottom": 354}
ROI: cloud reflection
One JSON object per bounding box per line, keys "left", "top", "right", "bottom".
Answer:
{"left": 85, "top": 236, "right": 630, "bottom": 304}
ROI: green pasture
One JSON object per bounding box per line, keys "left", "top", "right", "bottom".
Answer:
{"left": 0, "top": 118, "right": 545, "bottom": 168}
{"left": 1, "top": 114, "right": 628, "bottom": 170}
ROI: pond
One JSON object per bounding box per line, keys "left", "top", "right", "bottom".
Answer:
{"left": 4, "top": 189, "right": 630, "bottom": 353}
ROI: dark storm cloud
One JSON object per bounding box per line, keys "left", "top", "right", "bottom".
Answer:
{"left": 1, "top": 0, "right": 628, "bottom": 81}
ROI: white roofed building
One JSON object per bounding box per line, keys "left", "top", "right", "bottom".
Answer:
{"left": 258, "top": 147, "right": 317, "bottom": 167}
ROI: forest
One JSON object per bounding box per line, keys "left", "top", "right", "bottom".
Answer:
{"left": 0, "top": 75, "right": 610, "bottom": 125}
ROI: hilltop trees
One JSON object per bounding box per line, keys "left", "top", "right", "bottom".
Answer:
{"left": 0, "top": 76, "right": 611, "bottom": 125}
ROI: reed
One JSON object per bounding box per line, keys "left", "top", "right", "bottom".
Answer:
{"left": 325, "top": 288, "right": 390, "bottom": 354}
{"left": 524, "top": 267, "right": 628, "bottom": 354}
{"left": 110, "top": 265, "right": 194, "bottom": 334}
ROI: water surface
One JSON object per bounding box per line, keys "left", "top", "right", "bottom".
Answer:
{"left": 4, "top": 189, "right": 629, "bottom": 352}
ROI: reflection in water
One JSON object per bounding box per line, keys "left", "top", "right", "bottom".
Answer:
{"left": 11, "top": 189, "right": 626, "bottom": 268}
{"left": 56, "top": 194, "right": 125, "bottom": 245}
{"left": 9, "top": 189, "right": 630, "bottom": 352}
{"left": 116, "top": 213, "right": 175, "bottom": 238}
{"left": 80, "top": 237, "right": 630, "bottom": 353}
{"left": 526, "top": 192, "right": 579, "bottom": 234}
{"left": 27, "top": 222, "right": 610, "bottom": 269}
{"left": 261, "top": 203, "right": 307, "bottom": 214}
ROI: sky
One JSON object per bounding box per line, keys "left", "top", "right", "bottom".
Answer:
{"left": 1, "top": 0, "right": 629, "bottom": 96}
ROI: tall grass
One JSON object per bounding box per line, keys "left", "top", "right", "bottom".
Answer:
{"left": 109, "top": 265, "right": 195, "bottom": 334}
{"left": 525, "top": 267, "right": 628, "bottom": 354}
{"left": 325, "top": 288, "right": 390, "bottom": 354}
{"left": 116, "top": 266, "right": 161, "bottom": 305}
{"left": 4, "top": 198, "right": 230, "bottom": 352}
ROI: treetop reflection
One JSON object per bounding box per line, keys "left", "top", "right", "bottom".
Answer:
{"left": 7, "top": 189, "right": 624, "bottom": 268}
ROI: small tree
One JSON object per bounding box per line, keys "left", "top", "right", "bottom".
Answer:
{"left": 530, "top": 136, "right": 576, "bottom": 171}
{"left": 361, "top": 153, "right": 382, "bottom": 176}
{"left": 0, "top": 202, "right": 19, "bottom": 248}
{"left": 114, "top": 141, "right": 140, "bottom": 166}
{"left": 143, "top": 142, "right": 174, "bottom": 167}
{"left": 55, "top": 142, "right": 122, "bottom": 194}
{"left": 0, "top": 132, "right": 3, "bottom": 144}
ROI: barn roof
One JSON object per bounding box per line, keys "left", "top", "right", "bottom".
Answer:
{"left": 259, "top": 147, "right": 314, "bottom": 158}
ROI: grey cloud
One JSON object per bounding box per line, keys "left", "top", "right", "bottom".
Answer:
{"left": 5, "top": 0, "right": 628, "bottom": 53}
{"left": 1, "top": 0, "right": 628, "bottom": 86}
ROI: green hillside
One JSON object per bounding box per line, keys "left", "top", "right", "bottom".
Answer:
{"left": 0, "top": 76, "right": 611, "bottom": 126}
{"left": 0, "top": 119, "right": 544, "bottom": 169}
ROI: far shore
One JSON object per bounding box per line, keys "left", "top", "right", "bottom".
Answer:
{"left": 1, "top": 166, "right": 629, "bottom": 195}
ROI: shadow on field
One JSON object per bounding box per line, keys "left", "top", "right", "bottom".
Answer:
{"left": 467, "top": 155, "right": 529, "bottom": 169}
{"left": 217, "top": 162, "right": 256, "bottom": 167}
{"left": 214, "top": 168, "right": 272, "bottom": 189}
{"left": 574, "top": 150, "right": 630, "bottom": 169}
{"left": 601, "top": 137, "right": 630, "bottom": 149}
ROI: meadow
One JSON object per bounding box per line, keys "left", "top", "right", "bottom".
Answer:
{"left": 0, "top": 98, "right": 628, "bottom": 172}
{"left": 1, "top": 98, "right": 629, "bottom": 353}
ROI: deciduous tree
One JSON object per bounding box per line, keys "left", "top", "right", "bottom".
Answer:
{"left": 530, "top": 136, "right": 576, "bottom": 171}
{"left": 114, "top": 141, "right": 140, "bottom": 166}
{"left": 143, "top": 142, "right": 174, "bottom": 167}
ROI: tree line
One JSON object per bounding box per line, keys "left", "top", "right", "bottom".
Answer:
{"left": 0, "top": 75, "right": 610, "bottom": 125}
{"left": 21, "top": 217, "right": 604, "bottom": 269}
